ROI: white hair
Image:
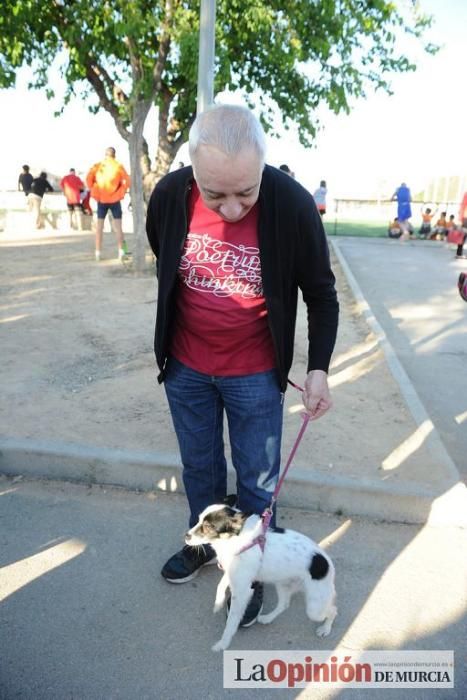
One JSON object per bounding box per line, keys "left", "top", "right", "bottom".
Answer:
{"left": 189, "top": 104, "right": 266, "bottom": 165}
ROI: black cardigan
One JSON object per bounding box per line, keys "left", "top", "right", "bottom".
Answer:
{"left": 146, "top": 165, "right": 339, "bottom": 392}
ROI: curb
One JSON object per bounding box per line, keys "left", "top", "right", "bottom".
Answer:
{"left": 1, "top": 436, "right": 466, "bottom": 527}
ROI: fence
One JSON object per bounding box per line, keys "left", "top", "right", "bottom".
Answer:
{"left": 328, "top": 198, "right": 463, "bottom": 237}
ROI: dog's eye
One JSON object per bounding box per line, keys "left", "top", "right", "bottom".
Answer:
{"left": 202, "top": 522, "right": 215, "bottom": 535}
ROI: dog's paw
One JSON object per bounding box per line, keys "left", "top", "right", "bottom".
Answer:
{"left": 213, "top": 601, "right": 224, "bottom": 614}
{"left": 316, "top": 623, "right": 331, "bottom": 638}
{"left": 212, "top": 640, "right": 228, "bottom": 652}
{"left": 257, "top": 613, "right": 273, "bottom": 625}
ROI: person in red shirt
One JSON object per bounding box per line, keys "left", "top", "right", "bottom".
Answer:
{"left": 146, "top": 104, "right": 339, "bottom": 627}
{"left": 457, "top": 192, "right": 467, "bottom": 259}
{"left": 60, "top": 168, "right": 85, "bottom": 230}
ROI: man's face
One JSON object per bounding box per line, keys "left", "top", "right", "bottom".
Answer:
{"left": 193, "top": 145, "right": 263, "bottom": 223}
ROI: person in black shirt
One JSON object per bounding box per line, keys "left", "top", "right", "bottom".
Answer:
{"left": 28, "top": 171, "right": 54, "bottom": 229}
{"left": 18, "top": 165, "right": 33, "bottom": 196}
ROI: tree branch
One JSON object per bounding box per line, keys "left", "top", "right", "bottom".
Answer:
{"left": 84, "top": 61, "right": 130, "bottom": 142}
{"left": 152, "top": 0, "right": 173, "bottom": 92}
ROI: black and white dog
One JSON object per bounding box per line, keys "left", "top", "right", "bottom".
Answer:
{"left": 186, "top": 504, "right": 337, "bottom": 651}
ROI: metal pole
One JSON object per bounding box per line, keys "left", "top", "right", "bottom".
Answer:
{"left": 197, "top": 0, "right": 216, "bottom": 114}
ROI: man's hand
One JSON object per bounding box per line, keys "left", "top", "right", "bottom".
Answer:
{"left": 302, "top": 369, "right": 332, "bottom": 420}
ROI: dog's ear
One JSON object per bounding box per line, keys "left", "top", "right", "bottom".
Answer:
{"left": 223, "top": 494, "right": 238, "bottom": 508}
{"left": 228, "top": 511, "right": 251, "bottom": 535}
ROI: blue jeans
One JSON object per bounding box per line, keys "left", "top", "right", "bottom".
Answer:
{"left": 164, "top": 357, "right": 283, "bottom": 527}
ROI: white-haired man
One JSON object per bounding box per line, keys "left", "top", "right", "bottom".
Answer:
{"left": 146, "top": 104, "right": 339, "bottom": 626}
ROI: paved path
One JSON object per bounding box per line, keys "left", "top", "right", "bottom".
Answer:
{"left": 0, "top": 477, "right": 465, "bottom": 699}
{"left": 334, "top": 236, "right": 467, "bottom": 482}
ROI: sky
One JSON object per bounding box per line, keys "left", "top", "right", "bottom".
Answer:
{"left": 0, "top": 0, "right": 465, "bottom": 199}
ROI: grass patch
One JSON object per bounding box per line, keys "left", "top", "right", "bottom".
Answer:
{"left": 324, "top": 219, "right": 387, "bottom": 238}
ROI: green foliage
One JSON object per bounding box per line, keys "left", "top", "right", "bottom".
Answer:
{"left": 325, "top": 219, "right": 387, "bottom": 238}
{"left": 0, "top": 0, "right": 437, "bottom": 155}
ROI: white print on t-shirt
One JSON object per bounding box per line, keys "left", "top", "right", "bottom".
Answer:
{"left": 179, "top": 233, "right": 263, "bottom": 298}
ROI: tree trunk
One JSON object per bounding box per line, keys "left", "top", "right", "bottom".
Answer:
{"left": 128, "top": 100, "right": 152, "bottom": 274}
{"left": 151, "top": 91, "right": 189, "bottom": 182}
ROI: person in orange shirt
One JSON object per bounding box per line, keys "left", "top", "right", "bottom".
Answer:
{"left": 418, "top": 206, "right": 436, "bottom": 239}
{"left": 446, "top": 215, "right": 457, "bottom": 231}
{"left": 432, "top": 211, "right": 447, "bottom": 240}
{"left": 388, "top": 217, "right": 402, "bottom": 238}
{"left": 86, "top": 147, "right": 131, "bottom": 261}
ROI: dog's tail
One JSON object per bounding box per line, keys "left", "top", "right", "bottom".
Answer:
{"left": 309, "top": 553, "right": 329, "bottom": 580}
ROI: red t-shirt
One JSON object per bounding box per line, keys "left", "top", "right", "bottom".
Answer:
{"left": 60, "top": 173, "right": 84, "bottom": 204}
{"left": 170, "top": 183, "right": 275, "bottom": 375}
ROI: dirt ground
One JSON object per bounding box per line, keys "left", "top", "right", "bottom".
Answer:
{"left": 0, "top": 226, "right": 441, "bottom": 487}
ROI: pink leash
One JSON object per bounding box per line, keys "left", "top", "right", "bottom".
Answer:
{"left": 237, "top": 380, "right": 310, "bottom": 554}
